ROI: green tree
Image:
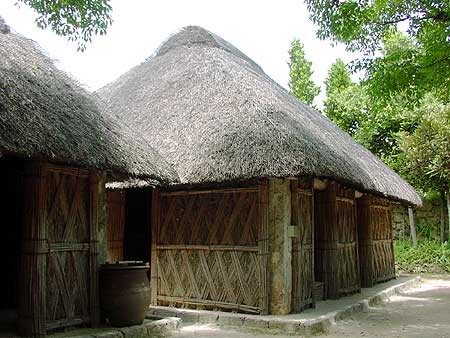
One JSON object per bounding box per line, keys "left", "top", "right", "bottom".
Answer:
{"left": 364, "top": 31, "right": 448, "bottom": 104}
{"left": 399, "top": 94, "right": 450, "bottom": 240}
{"left": 353, "top": 93, "right": 420, "bottom": 168}
{"left": 304, "top": 0, "right": 450, "bottom": 95}
{"left": 288, "top": 38, "right": 320, "bottom": 105}
{"left": 325, "top": 59, "right": 352, "bottom": 96}
{"left": 18, "top": 0, "right": 112, "bottom": 51}
{"left": 324, "top": 59, "right": 367, "bottom": 135}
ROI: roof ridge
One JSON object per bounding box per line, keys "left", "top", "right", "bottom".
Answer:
{"left": 152, "top": 26, "right": 264, "bottom": 73}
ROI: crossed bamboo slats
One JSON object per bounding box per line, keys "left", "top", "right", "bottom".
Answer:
{"left": 157, "top": 247, "right": 260, "bottom": 312}
{"left": 45, "top": 169, "right": 91, "bottom": 328}
{"left": 291, "top": 183, "right": 314, "bottom": 312}
{"left": 336, "top": 188, "right": 360, "bottom": 295}
{"left": 369, "top": 198, "right": 395, "bottom": 283}
{"left": 157, "top": 188, "right": 262, "bottom": 313}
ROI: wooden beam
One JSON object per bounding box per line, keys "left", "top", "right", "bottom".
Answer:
{"left": 150, "top": 189, "right": 160, "bottom": 305}
{"left": 313, "top": 178, "right": 327, "bottom": 191}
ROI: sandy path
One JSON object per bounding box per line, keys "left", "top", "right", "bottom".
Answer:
{"left": 170, "top": 277, "right": 450, "bottom": 338}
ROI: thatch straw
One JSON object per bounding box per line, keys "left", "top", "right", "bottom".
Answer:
{"left": 0, "top": 17, "right": 178, "bottom": 184}
{"left": 97, "top": 26, "right": 421, "bottom": 206}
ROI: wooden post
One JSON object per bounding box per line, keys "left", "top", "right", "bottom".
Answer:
{"left": 258, "top": 181, "right": 269, "bottom": 315}
{"left": 89, "top": 171, "right": 101, "bottom": 327}
{"left": 408, "top": 207, "right": 418, "bottom": 247}
{"left": 150, "top": 189, "right": 160, "bottom": 305}
{"left": 18, "top": 162, "right": 47, "bottom": 337}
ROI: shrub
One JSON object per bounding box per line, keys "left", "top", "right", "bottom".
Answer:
{"left": 394, "top": 239, "right": 450, "bottom": 274}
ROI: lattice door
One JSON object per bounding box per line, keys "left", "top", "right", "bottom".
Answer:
{"left": 291, "top": 181, "right": 314, "bottom": 312}
{"left": 45, "top": 166, "right": 94, "bottom": 331}
{"left": 370, "top": 198, "right": 395, "bottom": 283}
{"left": 336, "top": 187, "right": 360, "bottom": 295}
{"left": 154, "top": 187, "right": 267, "bottom": 314}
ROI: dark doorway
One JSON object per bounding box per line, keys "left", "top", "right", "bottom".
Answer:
{"left": 123, "top": 189, "right": 152, "bottom": 263}
{"left": 0, "top": 158, "right": 24, "bottom": 334}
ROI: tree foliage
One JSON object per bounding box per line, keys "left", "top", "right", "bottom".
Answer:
{"left": 353, "top": 92, "right": 421, "bottom": 174}
{"left": 18, "top": 0, "right": 112, "bottom": 51}
{"left": 305, "top": 0, "right": 450, "bottom": 97}
{"left": 325, "top": 59, "right": 352, "bottom": 95}
{"left": 399, "top": 94, "right": 450, "bottom": 193}
{"left": 304, "top": 0, "right": 450, "bottom": 54}
{"left": 322, "top": 31, "right": 447, "bottom": 196}
{"left": 324, "top": 59, "right": 368, "bottom": 135}
{"left": 288, "top": 38, "right": 320, "bottom": 105}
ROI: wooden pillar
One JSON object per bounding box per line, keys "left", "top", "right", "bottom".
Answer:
{"left": 258, "top": 181, "right": 269, "bottom": 315}
{"left": 357, "top": 196, "right": 373, "bottom": 288}
{"left": 150, "top": 189, "right": 160, "bottom": 306}
{"left": 314, "top": 181, "right": 339, "bottom": 299}
{"left": 96, "top": 173, "right": 108, "bottom": 266}
{"left": 267, "top": 179, "right": 292, "bottom": 314}
{"left": 18, "top": 162, "right": 47, "bottom": 337}
{"left": 89, "top": 171, "right": 106, "bottom": 328}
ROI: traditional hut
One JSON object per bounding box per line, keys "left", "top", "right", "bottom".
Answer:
{"left": 98, "top": 26, "right": 422, "bottom": 315}
{"left": 0, "top": 18, "right": 178, "bottom": 337}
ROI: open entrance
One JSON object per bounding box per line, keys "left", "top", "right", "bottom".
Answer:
{"left": 0, "top": 157, "right": 24, "bottom": 335}
{"left": 124, "top": 189, "right": 152, "bottom": 262}
{"left": 106, "top": 188, "right": 152, "bottom": 263}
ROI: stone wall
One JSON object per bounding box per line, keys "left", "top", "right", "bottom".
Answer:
{"left": 393, "top": 199, "right": 442, "bottom": 240}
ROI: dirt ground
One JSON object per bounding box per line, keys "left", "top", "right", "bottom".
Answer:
{"left": 169, "top": 276, "right": 450, "bottom": 338}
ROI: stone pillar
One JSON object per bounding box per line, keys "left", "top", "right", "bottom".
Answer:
{"left": 267, "top": 178, "right": 292, "bottom": 315}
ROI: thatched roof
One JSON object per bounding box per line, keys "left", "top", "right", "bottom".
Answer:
{"left": 0, "top": 18, "right": 178, "bottom": 183}
{"left": 98, "top": 26, "right": 421, "bottom": 206}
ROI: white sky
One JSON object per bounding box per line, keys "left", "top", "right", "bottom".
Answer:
{"left": 0, "top": 0, "right": 360, "bottom": 106}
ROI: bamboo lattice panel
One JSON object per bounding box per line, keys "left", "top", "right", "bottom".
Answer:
{"left": 336, "top": 187, "right": 360, "bottom": 295}
{"left": 291, "top": 181, "right": 314, "bottom": 312}
{"left": 45, "top": 167, "right": 92, "bottom": 330}
{"left": 156, "top": 188, "right": 263, "bottom": 313}
{"left": 106, "top": 190, "right": 125, "bottom": 261}
{"left": 370, "top": 198, "right": 395, "bottom": 283}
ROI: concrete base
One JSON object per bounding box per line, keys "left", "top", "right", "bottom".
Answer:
{"left": 148, "top": 276, "right": 421, "bottom": 335}
{"left": 44, "top": 317, "right": 182, "bottom": 337}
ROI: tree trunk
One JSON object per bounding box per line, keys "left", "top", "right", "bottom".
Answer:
{"left": 408, "top": 207, "right": 417, "bottom": 247}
